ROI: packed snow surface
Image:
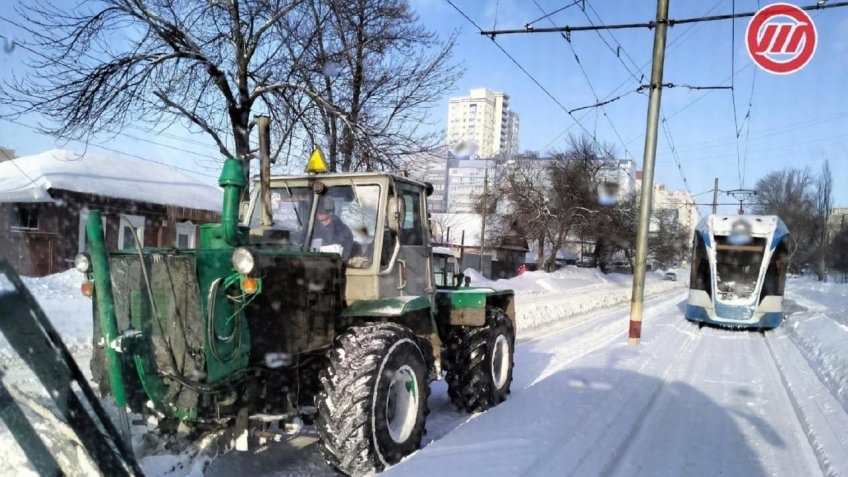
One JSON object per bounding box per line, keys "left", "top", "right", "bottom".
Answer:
{"left": 2, "top": 269, "right": 848, "bottom": 476}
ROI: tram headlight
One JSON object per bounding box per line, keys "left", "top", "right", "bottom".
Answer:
{"left": 232, "top": 247, "right": 255, "bottom": 275}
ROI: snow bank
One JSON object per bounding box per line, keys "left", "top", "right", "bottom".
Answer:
{"left": 463, "top": 267, "right": 684, "bottom": 336}
{"left": 785, "top": 278, "right": 848, "bottom": 412}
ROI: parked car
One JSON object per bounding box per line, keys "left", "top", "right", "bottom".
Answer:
{"left": 664, "top": 271, "right": 678, "bottom": 281}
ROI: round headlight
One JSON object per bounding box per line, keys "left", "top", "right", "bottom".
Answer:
{"left": 74, "top": 253, "right": 91, "bottom": 273}
{"left": 232, "top": 247, "right": 255, "bottom": 275}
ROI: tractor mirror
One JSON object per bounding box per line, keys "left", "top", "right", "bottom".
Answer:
{"left": 386, "top": 197, "right": 404, "bottom": 232}
{"left": 239, "top": 201, "right": 251, "bottom": 222}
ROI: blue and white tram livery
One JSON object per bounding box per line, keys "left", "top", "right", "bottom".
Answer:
{"left": 686, "top": 214, "right": 790, "bottom": 330}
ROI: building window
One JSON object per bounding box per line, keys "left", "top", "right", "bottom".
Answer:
{"left": 176, "top": 220, "right": 196, "bottom": 249}
{"left": 118, "top": 214, "right": 145, "bottom": 250}
{"left": 78, "top": 207, "right": 107, "bottom": 252}
{"left": 10, "top": 206, "right": 40, "bottom": 230}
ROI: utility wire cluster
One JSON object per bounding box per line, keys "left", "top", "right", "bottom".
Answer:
{"left": 576, "top": 2, "right": 697, "bottom": 207}
{"left": 530, "top": 0, "right": 636, "bottom": 160}
{"left": 481, "top": 1, "right": 848, "bottom": 36}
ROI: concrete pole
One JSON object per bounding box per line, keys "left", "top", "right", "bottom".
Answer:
{"left": 712, "top": 177, "right": 719, "bottom": 214}
{"left": 479, "top": 163, "right": 489, "bottom": 273}
{"left": 629, "top": 0, "right": 670, "bottom": 346}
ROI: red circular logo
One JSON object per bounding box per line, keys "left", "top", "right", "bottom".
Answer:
{"left": 746, "top": 3, "right": 817, "bottom": 74}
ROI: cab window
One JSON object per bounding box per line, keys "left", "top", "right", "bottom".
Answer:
{"left": 397, "top": 185, "right": 424, "bottom": 246}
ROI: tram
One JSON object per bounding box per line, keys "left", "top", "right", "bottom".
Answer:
{"left": 686, "top": 214, "right": 790, "bottom": 330}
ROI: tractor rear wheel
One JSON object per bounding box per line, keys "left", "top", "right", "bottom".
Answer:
{"left": 315, "top": 322, "right": 429, "bottom": 475}
{"left": 445, "top": 306, "right": 515, "bottom": 412}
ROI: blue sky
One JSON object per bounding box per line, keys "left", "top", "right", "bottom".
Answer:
{"left": 1, "top": 0, "right": 846, "bottom": 214}
{"left": 414, "top": 0, "right": 848, "bottom": 214}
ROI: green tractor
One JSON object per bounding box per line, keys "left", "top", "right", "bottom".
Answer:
{"left": 75, "top": 151, "right": 516, "bottom": 475}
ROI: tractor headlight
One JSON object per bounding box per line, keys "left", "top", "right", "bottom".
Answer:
{"left": 232, "top": 247, "right": 255, "bottom": 275}
{"left": 74, "top": 253, "right": 91, "bottom": 273}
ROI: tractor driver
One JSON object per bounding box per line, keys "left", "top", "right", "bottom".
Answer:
{"left": 313, "top": 199, "right": 354, "bottom": 260}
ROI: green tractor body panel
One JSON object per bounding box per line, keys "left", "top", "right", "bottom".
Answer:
{"left": 435, "top": 288, "right": 516, "bottom": 328}
{"left": 342, "top": 296, "right": 432, "bottom": 318}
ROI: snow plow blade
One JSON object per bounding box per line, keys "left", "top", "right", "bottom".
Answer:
{"left": 0, "top": 259, "right": 144, "bottom": 476}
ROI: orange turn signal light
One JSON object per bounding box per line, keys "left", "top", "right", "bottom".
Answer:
{"left": 81, "top": 281, "right": 93, "bottom": 297}
{"left": 241, "top": 277, "right": 258, "bottom": 294}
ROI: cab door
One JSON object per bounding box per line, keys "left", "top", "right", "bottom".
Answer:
{"left": 378, "top": 182, "right": 432, "bottom": 299}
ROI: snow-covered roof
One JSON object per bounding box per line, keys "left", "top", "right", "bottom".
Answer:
{"left": 0, "top": 149, "right": 222, "bottom": 211}
{"left": 432, "top": 246, "right": 457, "bottom": 257}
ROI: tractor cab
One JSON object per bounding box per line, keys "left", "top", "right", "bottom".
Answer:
{"left": 242, "top": 171, "right": 435, "bottom": 305}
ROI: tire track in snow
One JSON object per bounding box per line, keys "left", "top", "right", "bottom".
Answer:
{"left": 562, "top": 316, "right": 704, "bottom": 477}
{"left": 521, "top": 298, "right": 700, "bottom": 476}
{"left": 764, "top": 331, "right": 848, "bottom": 476}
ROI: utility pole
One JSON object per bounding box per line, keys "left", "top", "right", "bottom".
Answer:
{"left": 460, "top": 230, "right": 466, "bottom": 270}
{"left": 712, "top": 178, "right": 719, "bottom": 214}
{"left": 479, "top": 162, "right": 489, "bottom": 274}
{"left": 629, "top": 0, "right": 669, "bottom": 346}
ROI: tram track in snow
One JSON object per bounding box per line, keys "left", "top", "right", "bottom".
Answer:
{"left": 763, "top": 328, "right": 848, "bottom": 476}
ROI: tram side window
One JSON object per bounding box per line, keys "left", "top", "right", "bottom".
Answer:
{"left": 690, "top": 232, "right": 711, "bottom": 297}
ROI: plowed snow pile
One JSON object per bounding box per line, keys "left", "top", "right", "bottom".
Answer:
{"left": 464, "top": 267, "right": 683, "bottom": 335}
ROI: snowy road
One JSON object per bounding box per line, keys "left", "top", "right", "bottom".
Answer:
{"left": 389, "top": 288, "right": 848, "bottom": 477}
{"left": 208, "top": 282, "right": 848, "bottom": 477}
{"left": 4, "top": 271, "right": 847, "bottom": 476}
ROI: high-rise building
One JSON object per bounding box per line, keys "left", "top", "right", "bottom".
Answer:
{"left": 635, "top": 173, "right": 699, "bottom": 239}
{"left": 447, "top": 88, "right": 519, "bottom": 159}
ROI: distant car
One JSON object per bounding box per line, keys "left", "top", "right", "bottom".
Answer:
{"left": 664, "top": 271, "right": 678, "bottom": 281}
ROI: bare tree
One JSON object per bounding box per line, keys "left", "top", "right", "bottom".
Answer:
{"left": 828, "top": 226, "right": 848, "bottom": 277}
{"left": 490, "top": 136, "right": 612, "bottom": 271}
{"left": 594, "top": 193, "right": 638, "bottom": 272}
{"left": 649, "top": 208, "right": 690, "bottom": 269}
{"left": 2, "top": 0, "right": 460, "bottom": 187}
{"left": 487, "top": 152, "right": 552, "bottom": 264}
{"left": 594, "top": 195, "right": 688, "bottom": 273}
{"left": 752, "top": 167, "right": 818, "bottom": 273}
{"left": 542, "top": 138, "right": 607, "bottom": 270}
{"left": 815, "top": 160, "right": 833, "bottom": 281}
{"left": 281, "top": 0, "right": 461, "bottom": 172}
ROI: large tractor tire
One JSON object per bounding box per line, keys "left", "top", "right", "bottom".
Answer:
{"left": 315, "top": 322, "right": 430, "bottom": 476}
{"left": 445, "top": 306, "right": 515, "bottom": 413}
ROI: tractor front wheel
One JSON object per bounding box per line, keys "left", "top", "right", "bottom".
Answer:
{"left": 316, "top": 322, "right": 429, "bottom": 475}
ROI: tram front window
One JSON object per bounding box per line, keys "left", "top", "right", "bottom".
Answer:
{"left": 714, "top": 236, "right": 767, "bottom": 302}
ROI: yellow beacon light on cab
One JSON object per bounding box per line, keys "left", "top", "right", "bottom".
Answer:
{"left": 306, "top": 149, "right": 329, "bottom": 173}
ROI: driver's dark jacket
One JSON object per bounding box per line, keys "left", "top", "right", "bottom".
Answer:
{"left": 312, "top": 217, "right": 354, "bottom": 259}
